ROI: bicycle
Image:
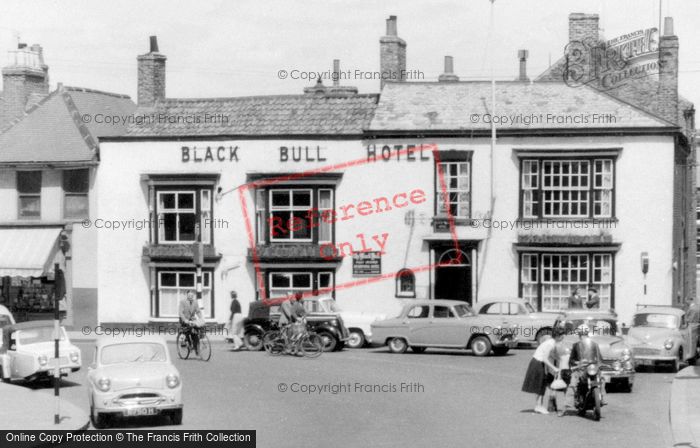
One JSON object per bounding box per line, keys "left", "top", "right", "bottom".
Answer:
{"left": 263, "top": 318, "right": 323, "bottom": 358}
{"left": 176, "top": 325, "right": 212, "bottom": 361}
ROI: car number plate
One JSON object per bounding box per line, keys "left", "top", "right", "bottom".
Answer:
{"left": 124, "top": 407, "right": 158, "bottom": 417}
{"left": 60, "top": 368, "right": 70, "bottom": 374}
{"left": 638, "top": 359, "right": 654, "bottom": 366}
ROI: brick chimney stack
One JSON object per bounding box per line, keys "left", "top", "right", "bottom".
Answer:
{"left": 0, "top": 43, "right": 49, "bottom": 129}
{"left": 379, "top": 15, "right": 406, "bottom": 89}
{"left": 658, "top": 17, "right": 679, "bottom": 124}
{"left": 569, "top": 13, "right": 600, "bottom": 44}
{"left": 438, "top": 56, "right": 459, "bottom": 82}
{"left": 517, "top": 50, "right": 529, "bottom": 82}
{"left": 137, "top": 36, "right": 166, "bottom": 107}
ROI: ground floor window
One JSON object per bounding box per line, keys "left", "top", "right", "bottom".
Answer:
{"left": 266, "top": 270, "right": 335, "bottom": 300}
{"left": 520, "top": 252, "right": 613, "bottom": 311}
{"left": 156, "top": 270, "right": 212, "bottom": 318}
{"left": 396, "top": 269, "right": 416, "bottom": 298}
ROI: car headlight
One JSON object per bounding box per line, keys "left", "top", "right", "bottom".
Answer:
{"left": 664, "top": 339, "right": 674, "bottom": 350}
{"left": 166, "top": 374, "right": 180, "bottom": 389}
{"left": 586, "top": 364, "right": 599, "bottom": 376}
{"left": 624, "top": 361, "right": 633, "bottom": 370}
{"left": 96, "top": 377, "right": 111, "bottom": 392}
{"left": 69, "top": 352, "right": 79, "bottom": 363}
{"left": 613, "top": 360, "right": 622, "bottom": 371}
{"left": 621, "top": 348, "right": 631, "bottom": 361}
{"left": 38, "top": 355, "right": 48, "bottom": 366}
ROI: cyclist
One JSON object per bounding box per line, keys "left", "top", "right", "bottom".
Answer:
{"left": 179, "top": 291, "right": 204, "bottom": 355}
{"left": 279, "top": 292, "right": 306, "bottom": 345}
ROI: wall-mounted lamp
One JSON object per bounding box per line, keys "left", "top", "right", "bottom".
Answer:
{"left": 640, "top": 252, "right": 649, "bottom": 274}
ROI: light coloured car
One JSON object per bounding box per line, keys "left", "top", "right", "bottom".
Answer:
{"left": 627, "top": 306, "right": 700, "bottom": 372}
{"left": 475, "top": 298, "right": 561, "bottom": 345}
{"left": 554, "top": 310, "right": 635, "bottom": 392}
{"left": 0, "top": 320, "right": 81, "bottom": 382}
{"left": 87, "top": 336, "right": 182, "bottom": 428}
{"left": 370, "top": 299, "right": 518, "bottom": 356}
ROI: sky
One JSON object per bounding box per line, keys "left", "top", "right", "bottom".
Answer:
{"left": 1, "top": 0, "right": 699, "bottom": 108}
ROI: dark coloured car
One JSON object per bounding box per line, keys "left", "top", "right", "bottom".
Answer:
{"left": 243, "top": 298, "right": 350, "bottom": 352}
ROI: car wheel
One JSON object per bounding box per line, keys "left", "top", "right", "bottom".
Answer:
{"left": 492, "top": 347, "right": 509, "bottom": 356}
{"left": 410, "top": 346, "right": 426, "bottom": 354}
{"left": 91, "top": 406, "right": 109, "bottom": 429}
{"left": 388, "top": 338, "right": 408, "bottom": 354}
{"left": 535, "top": 328, "right": 552, "bottom": 345}
{"left": 346, "top": 330, "right": 365, "bottom": 349}
{"left": 672, "top": 348, "right": 683, "bottom": 373}
{"left": 170, "top": 409, "right": 183, "bottom": 425}
{"left": 470, "top": 336, "right": 492, "bottom": 357}
{"left": 244, "top": 331, "right": 264, "bottom": 352}
{"left": 318, "top": 332, "right": 338, "bottom": 352}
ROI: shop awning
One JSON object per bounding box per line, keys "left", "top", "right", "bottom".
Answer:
{"left": 0, "top": 228, "right": 62, "bottom": 277}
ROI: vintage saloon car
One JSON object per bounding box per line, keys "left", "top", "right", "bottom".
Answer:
{"left": 627, "top": 306, "right": 699, "bottom": 372}
{"left": 87, "top": 336, "right": 182, "bottom": 428}
{"left": 555, "top": 310, "right": 635, "bottom": 392}
{"left": 475, "top": 298, "right": 560, "bottom": 345}
{"left": 370, "top": 299, "right": 518, "bottom": 356}
{"left": 243, "top": 297, "right": 350, "bottom": 352}
{"left": 0, "top": 320, "right": 81, "bottom": 382}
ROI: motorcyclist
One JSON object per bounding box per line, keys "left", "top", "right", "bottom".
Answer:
{"left": 569, "top": 323, "right": 605, "bottom": 407}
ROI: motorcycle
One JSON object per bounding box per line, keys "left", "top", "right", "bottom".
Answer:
{"left": 572, "top": 362, "right": 603, "bottom": 421}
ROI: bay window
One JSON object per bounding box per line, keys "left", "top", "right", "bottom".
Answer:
{"left": 520, "top": 252, "right": 613, "bottom": 311}
{"left": 521, "top": 158, "right": 614, "bottom": 219}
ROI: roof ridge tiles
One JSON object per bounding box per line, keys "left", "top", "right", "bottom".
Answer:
{"left": 63, "top": 86, "right": 131, "bottom": 99}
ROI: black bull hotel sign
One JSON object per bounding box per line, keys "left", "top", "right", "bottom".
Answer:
{"left": 563, "top": 27, "right": 660, "bottom": 90}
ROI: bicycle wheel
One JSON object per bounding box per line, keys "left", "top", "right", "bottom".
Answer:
{"left": 300, "top": 333, "right": 323, "bottom": 358}
{"left": 198, "top": 334, "right": 212, "bottom": 361}
{"left": 176, "top": 331, "right": 190, "bottom": 360}
{"left": 263, "top": 331, "right": 284, "bottom": 356}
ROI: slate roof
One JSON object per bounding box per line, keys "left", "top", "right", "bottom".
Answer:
{"left": 124, "top": 94, "right": 378, "bottom": 137}
{"left": 368, "top": 81, "right": 674, "bottom": 133}
{"left": 0, "top": 86, "right": 135, "bottom": 164}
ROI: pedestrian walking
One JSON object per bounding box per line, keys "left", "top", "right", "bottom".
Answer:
{"left": 522, "top": 328, "right": 564, "bottom": 414}
{"left": 225, "top": 291, "right": 244, "bottom": 350}
{"left": 685, "top": 297, "right": 700, "bottom": 324}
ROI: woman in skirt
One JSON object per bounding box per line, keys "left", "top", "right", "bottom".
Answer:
{"left": 522, "top": 328, "right": 564, "bottom": 414}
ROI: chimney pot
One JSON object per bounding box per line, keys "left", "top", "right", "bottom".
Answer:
{"left": 386, "top": 16, "right": 398, "bottom": 36}
{"left": 17, "top": 43, "right": 26, "bottom": 49}
{"left": 517, "top": 49, "right": 529, "bottom": 82}
{"left": 664, "top": 17, "right": 674, "bottom": 36}
{"left": 438, "top": 56, "right": 459, "bottom": 82}
{"left": 333, "top": 59, "right": 340, "bottom": 87}
{"left": 149, "top": 36, "right": 159, "bottom": 53}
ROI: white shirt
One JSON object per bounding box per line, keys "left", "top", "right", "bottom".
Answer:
{"left": 532, "top": 337, "right": 556, "bottom": 362}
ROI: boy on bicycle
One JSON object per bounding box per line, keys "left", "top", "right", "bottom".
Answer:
{"left": 279, "top": 292, "right": 306, "bottom": 343}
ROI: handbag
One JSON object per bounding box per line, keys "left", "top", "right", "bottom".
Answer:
{"left": 550, "top": 371, "right": 567, "bottom": 391}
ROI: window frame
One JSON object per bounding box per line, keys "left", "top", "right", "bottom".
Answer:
{"left": 395, "top": 268, "right": 416, "bottom": 298}
{"left": 62, "top": 168, "right": 90, "bottom": 220}
{"left": 518, "top": 252, "right": 615, "bottom": 311}
{"left": 155, "top": 269, "right": 213, "bottom": 318}
{"left": 263, "top": 269, "right": 336, "bottom": 300}
{"left": 155, "top": 187, "right": 213, "bottom": 245}
{"left": 520, "top": 157, "right": 615, "bottom": 219}
{"left": 17, "top": 171, "right": 42, "bottom": 220}
{"left": 434, "top": 161, "right": 471, "bottom": 219}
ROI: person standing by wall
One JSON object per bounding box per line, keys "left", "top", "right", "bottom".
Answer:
{"left": 568, "top": 287, "right": 583, "bottom": 309}
{"left": 226, "top": 291, "right": 244, "bottom": 350}
{"left": 585, "top": 287, "right": 600, "bottom": 309}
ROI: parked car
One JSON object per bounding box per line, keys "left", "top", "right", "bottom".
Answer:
{"left": 370, "top": 299, "right": 518, "bottom": 356}
{"left": 0, "top": 320, "right": 81, "bottom": 383}
{"left": 297, "top": 296, "right": 399, "bottom": 349}
{"left": 627, "top": 306, "right": 700, "bottom": 372}
{"left": 474, "top": 298, "right": 560, "bottom": 345}
{"left": 87, "top": 336, "right": 182, "bottom": 428}
{"left": 0, "top": 305, "right": 15, "bottom": 329}
{"left": 554, "top": 309, "right": 635, "bottom": 392}
{"left": 243, "top": 298, "right": 350, "bottom": 352}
